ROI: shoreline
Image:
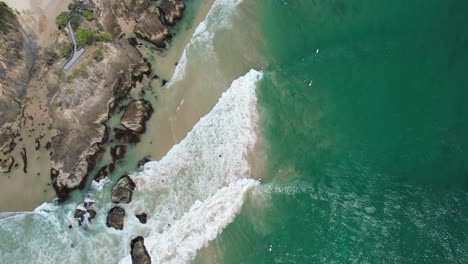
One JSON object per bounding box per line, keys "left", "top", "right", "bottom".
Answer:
{"left": 0, "top": 0, "right": 210, "bottom": 211}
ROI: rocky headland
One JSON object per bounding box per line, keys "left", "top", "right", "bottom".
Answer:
{"left": 0, "top": 0, "right": 187, "bottom": 206}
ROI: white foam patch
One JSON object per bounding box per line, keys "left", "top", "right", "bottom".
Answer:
{"left": 168, "top": 0, "right": 244, "bottom": 86}
{"left": 119, "top": 69, "right": 263, "bottom": 262}
{"left": 120, "top": 179, "right": 259, "bottom": 264}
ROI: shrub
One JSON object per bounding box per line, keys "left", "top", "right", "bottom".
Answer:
{"left": 81, "top": 10, "right": 95, "bottom": 21}
{"left": 96, "top": 22, "right": 104, "bottom": 31}
{"left": 68, "top": 2, "right": 79, "bottom": 11}
{"left": 97, "top": 32, "right": 112, "bottom": 42}
{"left": 93, "top": 48, "right": 104, "bottom": 62}
{"left": 76, "top": 28, "right": 95, "bottom": 47}
{"left": 60, "top": 43, "right": 73, "bottom": 58}
{"left": 55, "top": 12, "right": 70, "bottom": 29}
{"left": 70, "top": 15, "right": 81, "bottom": 31}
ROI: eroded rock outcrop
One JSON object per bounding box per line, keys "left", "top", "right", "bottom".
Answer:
{"left": 111, "top": 175, "right": 136, "bottom": 204}
{"left": 134, "top": 9, "right": 171, "bottom": 48}
{"left": 106, "top": 206, "right": 125, "bottom": 230}
{"left": 131, "top": 236, "right": 151, "bottom": 264}
{"left": 121, "top": 100, "right": 154, "bottom": 133}
{"left": 160, "top": 0, "right": 185, "bottom": 26}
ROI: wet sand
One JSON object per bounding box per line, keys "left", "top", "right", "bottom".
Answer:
{"left": 0, "top": 75, "right": 59, "bottom": 211}
{"left": 131, "top": 0, "right": 266, "bottom": 163}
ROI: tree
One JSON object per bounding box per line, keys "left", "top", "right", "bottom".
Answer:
{"left": 76, "top": 28, "right": 95, "bottom": 47}
{"left": 81, "top": 10, "right": 95, "bottom": 21}
{"left": 55, "top": 12, "right": 70, "bottom": 29}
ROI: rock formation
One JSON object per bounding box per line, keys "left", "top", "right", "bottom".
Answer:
{"left": 106, "top": 206, "right": 125, "bottom": 230}
{"left": 160, "top": 0, "right": 185, "bottom": 26}
{"left": 121, "top": 100, "right": 154, "bottom": 134}
{"left": 111, "top": 175, "right": 136, "bottom": 204}
{"left": 134, "top": 9, "right": 171, "bottom": 48}
{"left": 131, "top": 236, "right": 151, "bottom": 264}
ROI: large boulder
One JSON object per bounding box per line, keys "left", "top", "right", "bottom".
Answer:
{"left": 160, "top": 0, "right": 185, "bottom": 26}
{"left": 106, "top": 206, "right": 125, "bottom": 230}
{"left": 131, "top": 236, "right": 151, "bottom": 264}
{"left": 111, "top": 175, "right": 136, "bottom": 204}
{"left": 121, "top": 99, "right": 153, "bottom": 133}
{"left": 134, "top": 9, "right": 171, "bottom": 48}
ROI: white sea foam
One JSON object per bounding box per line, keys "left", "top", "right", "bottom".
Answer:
{"left": 119, "top": 69, "right": 263, "bottom": 263}
{"left": 169, "top": 0, "right": 244, "bottom": 86}
{"left": 0, "top": 0, "right": 262, "bottom": 262}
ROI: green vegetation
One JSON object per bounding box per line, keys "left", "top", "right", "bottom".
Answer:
{"left": 58, "top": 67, "right": 88, "bottom": 84}
{"left": 93, "top": 46, "right": 104, "bottom": 62}
{"left": 0, "top": 1, "right": 15, "bottom": 33}
{"left": 76, "top": 29, "right": 113, "bottom": 48}
{"left": 81, "top": 10, "right": 95, "bottom": 21}
{"left": 60, "top": 43, "right": 73, "bottom": 58}
{"left": 97, "top": 32, "right": 113, "bottom": 42}
{"left": 68, "top": 1, "right": 79, "bottom": 11}
{"left": 70, "top": 15, "right": 81, "bottom": 31}
{"left": 55, "top": 12, "right": 70, "bottom": 29}
{"left": 96, "top": 22, "right": 104, "bottom": 31}
{"left": 76, "top": 28, "right": 95, "bottom": 47}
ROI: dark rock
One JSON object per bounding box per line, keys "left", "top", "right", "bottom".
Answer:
{"left": 136, "top": 213, "right": 147, "bottom": 224}
{"left": 0, "top": 156, "right": 14, "bottom": 173}
{"left": 137, "top": 157, "right": 151, "bottom": 168}
{"left": 111, "top": 145, "right": 127, "bottom": 162}
{"left": 131, "top": 236, "right": 151, "bottom": 264}
{"left": 128, "top": 37, "right": 138, "bottom": 46}
{"left": 45, "top": 141, "right": 52, "bottom": 150}
{"left": 121, "top": 99, "right": 154, "bottom": 133}
{"left": 106, "top": 206, "right": 125, "bottom": 230}
{"left": 20, "top": 147, "right": 27, "bottom": 173}
{"left": 94, "top": 166, "right": 109, "bottom": 182}
{"left": 112, "top": 175, "right": 136, "bottom": 204}
{"left": 35, "top": 138, "right": 40, "bottom": 150}
{"left": 160, "top": 0, "right": 185, "bottom": 26}
{"left": 109, "top": 163, "right": 116, "bottom": 173}
{"left": 74, "top": 208, "right": 97, "bottom": 226}
{"left": 134, "top": 8, "right": 171, "bottom": 48}
{"left": 114, "top": 128, "right": 141, "bottom": 144}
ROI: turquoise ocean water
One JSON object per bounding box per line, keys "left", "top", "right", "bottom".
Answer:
{"left": 1, "top": 0, "right": 467, "bottom": 263}
{"left": 211, "top": 0, "right": 468, "bottom": 263}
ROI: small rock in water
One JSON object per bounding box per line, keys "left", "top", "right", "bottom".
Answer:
{"left": 136, "top": 213, "right": 148, "bottom": 224}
